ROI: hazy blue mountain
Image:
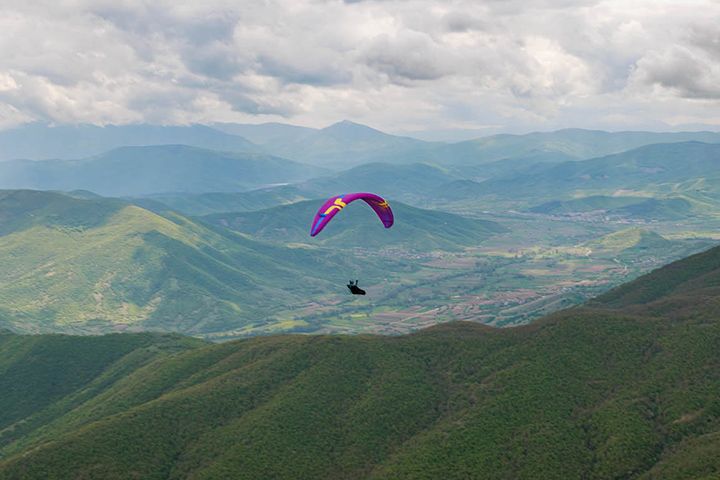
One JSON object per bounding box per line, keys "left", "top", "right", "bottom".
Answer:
{"left": 211, "top": 122, "right": 318, "bottom": 145}
{"left": 477, "top": 141, "right": 720, "bottom": 204}
{"left": 430, "top": 179, "right": 488, "bottom": 201}
{"left": 530, "top": 196, "right": 694, "bottom": 221}
{"left": 530, "top": 196, "right": 648, "bottom": 214}
{"left": 230, "top": 120, "right": 437, "bottom": 168}
{"left": 0, "top": 145, "right": 321, "bottom": 196}
{"left": 202, "top": 199, "right": 505, "bottom": 251}
{"left": 430, "top": 128, "right": 720, "bottom": 166}
{"left": 299, "top": 162, "right": 459, "bottom": 202}
{"left": 0, "top": 123, "right": 259, "bottom": 161}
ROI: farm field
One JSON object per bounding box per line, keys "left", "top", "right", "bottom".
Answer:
{"left": 209, "top": 211, "right": 714, "bottom": 338}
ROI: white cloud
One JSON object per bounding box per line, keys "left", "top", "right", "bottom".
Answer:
{"left": 0, "top": 0, "right": 718, "bottom": 132}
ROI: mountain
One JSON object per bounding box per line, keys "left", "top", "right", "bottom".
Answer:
{"left": 299, "top": 162, "right": 459, "bottom": 203}
{"left": 142, "top": 185, "right": 313, "bottom": 216}
{"left": 2, "top": 245, "right": 720, "bottom": 477}
{"left": 476, "top": 142, "right": 720, "bottom": 206}
{"left": 530, "top": 196, "right": 694, "bottom": 221}
{"left": 137, "top": 161, "right": 475, "bottom": 216}
{"left": 430, "top": 179, "right": 489, "bottom": 201}
{"left": 589, "top": 242, "right": 720, "bottom": 318}
{"left": 211, "top": 121, "right": 317, "bottom": 145}
{"left": 0, "top": 123, "right": 259, "bottom": 161}
{"left": 228, "top": 120, "right": 437, "bottom": 168}
{"left": 431, "top": 128, "right": 720, "bottom": 166}
{"left": 585, "top": 228, "right": 672, "bottom": 254}
{"left": 0, "top": 331, "right": 203, "bottom": 452}
{"left": 202, "top": 200, "right": 506, "bottom": 251}
{"left": 0, "top": 190, "right": 377, "bottom": 336}
{"left": 0, "top": 145, "right": 321, "bottom": 196}
{"left": 612, "top": 198, "right": 694, "bottom": 221}
{"left": 530, "top": 195, "right": 647, "bottom": 214}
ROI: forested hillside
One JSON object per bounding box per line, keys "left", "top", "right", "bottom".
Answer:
{"left": 1, "top": 246, "right": 720, "bottom": 479}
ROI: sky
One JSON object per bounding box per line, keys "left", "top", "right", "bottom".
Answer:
{"left": 0, "top": 0, "right": 719, "bottom": 136}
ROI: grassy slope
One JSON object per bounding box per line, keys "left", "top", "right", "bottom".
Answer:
{"left": 140, "top": 186, "right": 312, "bottom": 216}
{"left": 584, "top": 228, "right": 672, "bottom": 253}
{"left": 0, "top": 191, "right": 391, "bottom": 335}
{"left": 1, "top": 247, "right": 720, "bottom": 478}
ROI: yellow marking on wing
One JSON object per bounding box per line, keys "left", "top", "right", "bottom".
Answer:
{"left": 323, "top": 197, "right": 347, "bottom": 215}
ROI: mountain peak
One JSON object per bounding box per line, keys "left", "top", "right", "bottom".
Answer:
{"left": 321, "top": 120, "right": 388, "bottom": 139}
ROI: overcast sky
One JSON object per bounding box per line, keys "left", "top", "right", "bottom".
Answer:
{"left": 1, "top": 0, "right": 719, "bottom": 135}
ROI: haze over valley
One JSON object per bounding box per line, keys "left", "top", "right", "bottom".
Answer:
{"left": 0, "top": 122, "right": 718, "bottom": 338}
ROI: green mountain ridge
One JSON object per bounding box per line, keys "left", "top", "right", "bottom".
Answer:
{"left": 202, "top": 199, "right": 506, "bottom": 251}
{"left": 1, "top": 244, "right": 720, "bottom": 478}
{"left": 530, "top": 196, "right": 694, "bottom": 221}
{"left": 0, "top": 190, "right": 378, "bottom": 336}
{"left": 474, "top": 141, "right": 720, "bottom": 207}
{"left": 584, "top": 228, "right": 673, "bottom": 254}
{"left": 141, "top": 186, "right": 312, "bottom": 216}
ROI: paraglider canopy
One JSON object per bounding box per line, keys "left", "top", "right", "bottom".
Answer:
{"left": 309, "top": 192, "right": 393, "bottom": 237}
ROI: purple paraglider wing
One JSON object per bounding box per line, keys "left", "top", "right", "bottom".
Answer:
{"left": 310, "top": 192, "right": 394, "bottom": 237}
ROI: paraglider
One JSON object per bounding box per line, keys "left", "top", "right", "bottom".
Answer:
{"left": 309, "top": 192, "right": 393, "bottom": 237}
{"left": 310, "top": 193, "right": 394, "bottom": 295}
{"left": 347, "top": 280, "right": 366, "bottom": 295}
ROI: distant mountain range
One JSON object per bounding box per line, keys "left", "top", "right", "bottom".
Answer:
{"left": 467, "top": 141, "right": 720, "bottom": 208}
{"left": 214, "top": 120, "right": 434, "bottom": 168}
{"left": 0, "top": 123, "right": 259, "bottom": 161}
{"left": 427, "top": 128, "right": 720, "bottom": 166}
{"left": 4, "top": 122, "right": 719, "bottom": 172}
{"left": 531, "top": 196, "right": 695, "bottom": 221}
{"left": 214, "top": 121, "right": 720, "bottom": 169}
{"left": 0, "top": 145, "right": 320, "bottom": 196}
{"left": 2, "top": 245, "right": 720, "bottom": 478}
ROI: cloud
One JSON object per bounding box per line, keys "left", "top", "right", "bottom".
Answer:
{"left": 0, "top": 0, "right": 718, "bottom": 132}
{"left": 634, "top": 47, "right": 720, "bottom": 99}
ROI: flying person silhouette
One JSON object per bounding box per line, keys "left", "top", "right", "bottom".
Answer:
{"left": 347, "top": 280, "right": 366, "bottom": 295}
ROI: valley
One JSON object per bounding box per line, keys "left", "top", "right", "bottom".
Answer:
{"left": 1, "top": 125, "right": 720, "bottom": 339}
{"left": 4, "top": 3, "right": 720, "bottom": 477}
